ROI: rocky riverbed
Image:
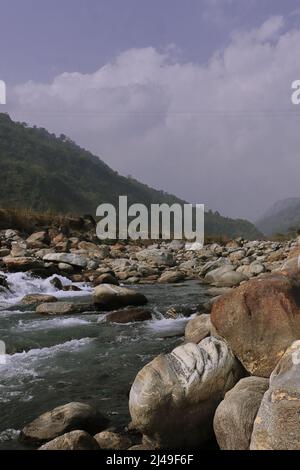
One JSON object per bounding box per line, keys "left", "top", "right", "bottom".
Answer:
{"left": 1, "top": 223, "right": 300, "bottom": 449}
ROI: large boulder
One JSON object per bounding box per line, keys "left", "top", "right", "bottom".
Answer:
{"left": 214, "top": 376, "right": 269, "bottom": 450}
{"left": 250, "top": 340, "right": 300, "bottom": 450}
{"left": 129, "top": 337, "right": 242, "bottom": 448}
{"left": 20, "top": 402, "right": 108, "bottom": 444}
{"left": 93, "top": 284, "right": 147, "bottom": 310}
{"left": 39, "top": 430, "right": 100, "bottom": 450}
{"left": 211, "top": 272, "right": 300, "bottom": 377}
{"left": 43, "top": 253, "right": 87, "bottom": 268}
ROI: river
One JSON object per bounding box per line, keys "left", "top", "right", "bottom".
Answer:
{"left": 0, "top": 272, "right": 208, "bottom": 449}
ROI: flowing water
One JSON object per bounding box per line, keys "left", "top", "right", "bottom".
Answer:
{"left": 0, "top": 272, "right": 208, "bottom": 449}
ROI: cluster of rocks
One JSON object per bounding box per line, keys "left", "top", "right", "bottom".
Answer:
{"left": 129, "top": 269, "right": 300, "bottom": 450}
{"left": 19, "top": 402, "right": 137, "bottom": 450}
{"left": 0, "top": 228, "right": 299, "bottom": 290}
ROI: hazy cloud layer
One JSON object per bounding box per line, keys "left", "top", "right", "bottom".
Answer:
{"left": 7, "top": 16, "right": 300, "bottom": 220}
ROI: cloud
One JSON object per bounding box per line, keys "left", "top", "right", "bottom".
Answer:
{"left": 7, "top": 16, "right": 300, "bottom": 220}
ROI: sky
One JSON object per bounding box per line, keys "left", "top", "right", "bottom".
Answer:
{"left": 2, "top": 0, "right": 300, "bottom": 220}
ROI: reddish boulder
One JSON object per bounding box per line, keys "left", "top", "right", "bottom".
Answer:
{"left": 211, "top": 272, "right": 300, "bottom": 377}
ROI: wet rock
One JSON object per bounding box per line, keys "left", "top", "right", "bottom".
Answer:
{"left": 21, "top": 294, "right": 57, "bottom": 308}
{"left": 214, "top": 376, "right": 269, "bottom": 450}
{"left": 36, "top": 302, "right": 93, "bottom": 315}
{"left": 20, "top": 402, "right": 108, "bottom": 444}
{"left": 105, "top": 308, "right": 152, "bottom": 324}
{"left": 50, "top": 276, "right": 63, "bottom": 290}
{"left": 250, "top": 340, "right": 300, "bottom": 450}
{"left": 38, "top": 431, "right": 100, "bottom": 450}
{"left": 93, "top": 284, "right": 147, "bottom": 310}
{"left": 94, "top": 431, "right": 131, "bottom": 450}
{"left": 211, "top": 272, "right": 300, "bottom": 377}
{"left": 129, "top": 337, "right": 242, "bottom": 448}
{"left": 0, "top": 274, "right": 9, "bottom": 290}
{"left": 165, "top": 304, "right": 200, "bottom": 319}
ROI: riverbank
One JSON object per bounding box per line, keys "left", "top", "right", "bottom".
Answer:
{"left": 1, "top": 222, "right": 300, "bottom": 449}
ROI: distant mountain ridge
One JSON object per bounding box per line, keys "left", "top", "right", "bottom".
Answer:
{"left": 0, "top": 113, "right": 262, "bottom": 240}
{"left": 257, "top": 197, "right": 300, "bottom": 235}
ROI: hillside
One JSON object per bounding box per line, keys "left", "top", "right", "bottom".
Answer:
{"left": 0, "top": 113, "right": 262, "bottom": 239}
{"left": 257, "top": 198, "right": 300, "bottom": 236}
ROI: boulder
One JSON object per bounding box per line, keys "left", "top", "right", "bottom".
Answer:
{"left": 94, "top": 431, "right": 131, "bottom": 450}
{"left": 10, "top": 241, "right": 27, "bottom": 257}
{"left": 58, "top": 262, "right": 74, "bottom": 272}
{"left": 26, "top": 231, "right": 50, "bottom": 248}
{"left": 36, "top": 302, "right": 93, "bottom": 315}
{"left": 204, "top": 265, "right": 246, "bottom": 287}
{"left": 0, "top": 248, "right": 10, "bottom": 257}
{"left": 250, "top": 340, "right": 300, "bottom": 450}
{"left": 158, "top": 271, "right": 185, "bottom": 283}
{"left": 78, "top": 241, "right": 110, "bottom": 258}
{"left": 229, "top": 250, "right": 246, "bottom": 263}
{"left": 94, "top": 273, "right": 119, "bottom": 286}
{"left": 129, "top": 337, "right": 242, "bottom": 448}
{"left": 214, "top": 376, "right": 269, "bottom": 450}
{"left": 281, "top": 256, "right": 300, "bottom": 272}
{"left": 93, "top": 284, "right": 147, "bottom": 310}
{"left": 136, "top": 249, "right": 174, "bottom": 267}
{"left": 39, "top": 430, "right": 100, "bottom": 450}
{"left": 185, "top": 314, "right": 211, "bottom": 343}
{"left": 105, "top": 308, "right": 152, "bottom": 324}
{"left": 211, "top": 272, "right": 300, "bottom": 377}
{"left": 20, "top": 402, "right": 108, "bottom": 444}
{"left": 43, "top": 253, "right": 87, "bottom": 268}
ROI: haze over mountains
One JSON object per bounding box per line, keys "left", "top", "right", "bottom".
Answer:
{"left": 257, "top": 198, "right": 300, "bottom": 236}
{"left": 0, "top": 113, "right": 262, "bottom": 239}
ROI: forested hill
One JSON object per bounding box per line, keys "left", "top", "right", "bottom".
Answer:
{"left": 0, "top": 113, "right": 262, "bottom": 239}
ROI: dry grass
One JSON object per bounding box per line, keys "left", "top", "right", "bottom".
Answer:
{"left": 0, "top": 207, "right": 68, "bottom": 233}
